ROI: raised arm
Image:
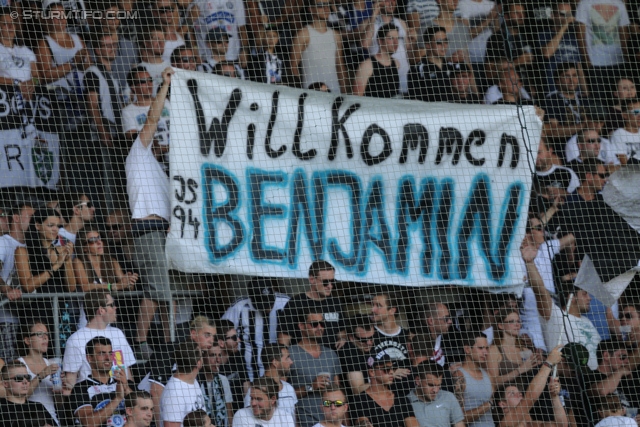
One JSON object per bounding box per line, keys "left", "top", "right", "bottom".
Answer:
{"left": 521, "top": 241, "right": 553, "bottom": 321}
{"left": 139, "top": 68, "right": 173, "bottom": 148}
{"left": 519, "top": 347, "right": 563, "bottom": 413}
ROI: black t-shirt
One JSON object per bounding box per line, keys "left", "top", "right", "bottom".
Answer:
{"left": 219, "top": 352, "right": 249, "bottom": 412}
{"left": 70, "top": 376, "right": 127, "bottom": 427}
{"left": 278, "top": 293, "right": 344, "bottom": 348}
{"left": 372, "top": 327, "right": 412, "bottom": 396}
{"left": 337, "top": 342, "right": 371, "bottom": 390}
{"left": 0, "top": 398, "right": 55, "bottom": 427}
{"left": 349, "top": 390, "right": 415, "bottom": 426}
{"left": 407, "top": 59, "right": 452, "bottom": 102}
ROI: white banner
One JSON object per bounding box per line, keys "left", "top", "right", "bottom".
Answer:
{"left": 0, "top": 84, "right": 60, "bottom": 190}
{"left": 0, "top": 131, "right": 60, "bottom": 189}
{"left": 167, "top": 70, "right": 542, "bottom": 289}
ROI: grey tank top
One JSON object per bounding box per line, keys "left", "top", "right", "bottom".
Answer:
{"left": 459, "top": 367, "right": 495, "bottom": 427}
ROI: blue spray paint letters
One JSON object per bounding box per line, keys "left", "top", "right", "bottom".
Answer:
{"left": 395, "top": 176, "right": 438, "bottom": 275}
{"left": 201, "top": 166, "right": 523, "bottom": 283}
{"left": 247, "top": 168, "right": 288, "bottom": 263}
{"left": 202, "top": 165, "right": 245, "bottom": 260}
{"left": 455, "top": 175, "right": 523, "bottom": 281}
{"left": 288, "top": 169, "right": 323, "bottom": 265}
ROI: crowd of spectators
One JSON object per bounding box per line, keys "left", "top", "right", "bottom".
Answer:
{"left": 2, "top": 0, "right": 640, "bottom": 426}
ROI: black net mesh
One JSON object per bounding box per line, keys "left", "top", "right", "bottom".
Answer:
{"left": 0, "top": 0, "right": 640, "bottom": 426}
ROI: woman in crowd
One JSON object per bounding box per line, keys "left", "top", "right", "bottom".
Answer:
{"left": 497, "top": 346, "right": 567, "bottom": 427}
{"left": 73, "top": 227, "right": 139, "bottom": 293}
{"left": 14, "top": 208, "right": 76, "bottom": 341}
{"left": 72, "top": 226, "right": 139, "bottom": 328}
{"left": 349, "top": 354, "right": 418, "bottom": 427}
{"left": 17, "top": 320, "right": 61, "bottom": 426}
{"left": 353, "top": 23, "right": 399, "bottom": 98}
{"left": 487, "top": 309, "right": 542, "bottom": 387}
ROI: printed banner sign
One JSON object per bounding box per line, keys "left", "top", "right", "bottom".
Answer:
{"left": 167, "top": 70, "right": 542, "bottom": 289}
{"left": 0, "top": 84, "right": 60, "bottom": 189}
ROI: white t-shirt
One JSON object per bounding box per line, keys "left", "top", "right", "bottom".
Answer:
{"left": 536, "top": 164, "right": 581, "bottom": 194}
{"left": 62, "top": 326, "right": 136, "bottom": 382}
{"left": 139, "top": 60, "right": 171, "bottom": 96}
{"left": 232, "top": 407, "right": 295, "bottom": 427}
{"left": 0, "top": 44, "right": 36, "bottom": 82}
{"left": 595, "top": 416, "right": 638, "bottom": 427}
{"left": 191, "top": 0, "right": 246, "bottom": 61}
{"left": 0, "top": 235, "right": 24, "bottom": 324}
{"left": 18, "top": 357, "right": 59, "bottom": 425}
{"left": 458, "top": 0, "right": 495, "bottom": 63}
{"left": 244, "top": 380, "right": 298, "bottom": 416}
{"left": 564, "top": 133, "right": 620, "bottom": 164}
{"left": 163, "top": 33, "right": 185, "bottom": 63}
{"left": 125, "top": 136, "right": 171, "bottom": 221}
{"left": 541, "top": 303, "right": 601, "bottom": 369}
{"left": 0, "top": 234, "right": 24, "bottom": 283}
{"left": 610, "top": 128, "right": 640, "bottom": 162}
{"left": 520, "top": 240, "right": 561, "bottom": 351}
{"left": 161, "top": 377, "right": 206, "bottom": 423}
{"left": 122, "top": 100, "right": 171, "bottom": 146}
{"left": 576, "top": 0, "right": 630, "bottom": 67}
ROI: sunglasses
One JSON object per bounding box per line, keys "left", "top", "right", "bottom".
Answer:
{"left": 30, "top": 331, "right": 49, "bottom": 338}
{"left": 584, "top": 138, "right": 601, "bottom": 144}
{"left": 321, "top": 279, "right": 336, "bottom": 287}
{"left": 322, "top": 400, "right": 346, "bottom": 407}
{"left": 135, "top": 77, "right": 154, "bottom": 85}
{"left": 307, "top": 321, "right": 325, "bottom": 328}
{"left": 46, "top": 223, "right": 64, "bottom": 228}
{"left": 352, "top": 334, "right": 374, "bottom": 343}
{"left": 180, "top": 56, "right": 196, "bottom": 62}
{"left": 627, "top": 109, "right": 640, "bottom": 115}
{"left": 618, "top": 353, "right": 629, "bottom": 360}
{"left": 87, "top": 236, "right": 102, "bottom": 244}
{"left": 622, "top": 312, "right": 636, "bottom": 320}
{"left": 76, "top": 201, "right": 94, "bottom": 209}
{"left": 598, "top": 172, "right": 611, "bottom": 179}
{"left": 226, "top": 334, "right": 238, "bottom": 341}
{"left": 9, "top": 375, "right": 31, "bottom": 383}
{"left": 434, "top": 39, "right": 448, "bottom": 45}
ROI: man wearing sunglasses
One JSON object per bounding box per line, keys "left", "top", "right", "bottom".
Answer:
{"left": 314, "top": 385, "right": 349, "bottom": 427}
{"left": 278, "top": 261, "right": 345, "bottom": 350}
{"left": 610, "top": 98, "right": 640, "bottom": 166}
{"left": 337, "top": 315, "right": 376, "bottom": 394}
{"left": 565, "top": 126, "right": 619, "bottom": 166}
{"left": 585, "top": 339, "right": 635, "bottom": 408}
{"left": 57, "top": 193, "right": 95, "bottom": 246}
{"left": 289, "top": 311, "right": 342, "bottom": 427}
{"left": 0, "top": 361, "right": 56, "bottom": 427}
